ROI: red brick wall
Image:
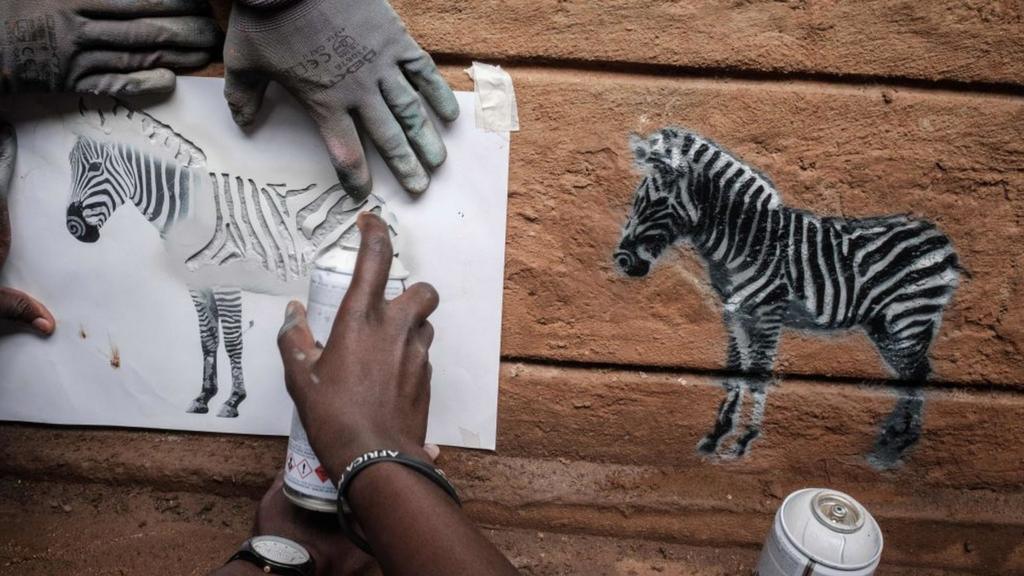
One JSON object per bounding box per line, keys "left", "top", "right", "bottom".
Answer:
{"left": 2, "top": 2, "right": 1022, "bottom": 574}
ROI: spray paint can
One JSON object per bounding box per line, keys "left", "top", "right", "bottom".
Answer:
{"left": 283, "top": 213, "right": 410, "bottom": 513}
{"left": 756, "top": 488, "right": 883, "bottom": 576}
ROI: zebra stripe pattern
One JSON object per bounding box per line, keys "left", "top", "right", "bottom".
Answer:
{"left": 188, "top": 287, "right": 246, "bottom": 417}
{"left": 68, "top": 137, "right": 193, "bottom": 241}
{"left": 615, "top": 127, "right": 960, "bottom": 467}
{"left": 67, "top": 96, "right": 380, "bottom": 414}
{"left": 187, "top": 174, "right": 352, "bottom": 282}
{"left": 67, "top": 136, "right": 359, "bottom": 283}
{"left": 66, "top": 99, "right": 375, "bottom": 418}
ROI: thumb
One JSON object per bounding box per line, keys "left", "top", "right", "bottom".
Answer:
{"left": 423, "top": 444, "right": 441, "bottom": 462}
{"left": 0, "top": 287, "right": 55, "bottom": 335}
{"left": 0, "top": 122, "right": 17, "bottom": 196}
{"left": 277, "top": 301, "right": 319, "bottom": 396}
{"left": 224, "top": 68, "right": 270, "bottom": 128}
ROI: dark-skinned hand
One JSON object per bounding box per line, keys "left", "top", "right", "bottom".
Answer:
{"left": 254, "top": 473, "right": 377, "bottom": 576}
{"left": 211, "top": 449, "right": 441, "bottom": 576}
{"left": 0, "top": 123, "right": 55, "bottom": 335}
{"left": 273, "top": 213, "right": 517, "bottom": 576}
{"left": 278, "top": 212, "right": 437, "bottom": 480}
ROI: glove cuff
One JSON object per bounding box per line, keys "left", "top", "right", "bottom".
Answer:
{"left": 232, "top": 0, "right": 331, "bottom": 32}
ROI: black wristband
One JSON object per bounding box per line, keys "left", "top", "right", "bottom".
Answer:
{"left": 336, "top": 450, "right": 461, "bottom": 555}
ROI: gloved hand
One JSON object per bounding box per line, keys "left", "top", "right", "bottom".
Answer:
{"left": 0, "top": 123, "right": 55, "bottom": 335}
{"left": 224, "top": 0, "right": 460, "bottom": 198}
{"left": 0, "top": 0, "right": 220, "bottom": 96}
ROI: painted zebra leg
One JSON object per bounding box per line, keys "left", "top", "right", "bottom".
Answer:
{"left": 866, "top": 317, "right": 934, "bottom": 469}
{"left": 697, "top": 379, "right": 744, "bottom": 455}
{"left": 727, "top": 308, "right": 784, "bottom": 457}
{"left": 214, "top": 288, "right": 246, "bottom": 418}
{"left": 697, "top": 320, "right": 748, "bottom": 455}
{"left": 734, "top": 381, "right": 768, "bottom": 456}
{"left": 869, "top": 388, "right": 924, "bottom": 470}
{"left": 186, "top": 288, "right": 220, "bottom": 414}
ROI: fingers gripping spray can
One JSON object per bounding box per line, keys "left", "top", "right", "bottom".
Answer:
{"left": 283, "top": 201, "right": 409, "bottom": 513}
{"left": 756, "top": 489, "right": 883, "bottom": 576}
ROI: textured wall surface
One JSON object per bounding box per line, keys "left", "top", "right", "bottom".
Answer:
{"left": 2, "top": 1, "right": 1023, "bottom": 574}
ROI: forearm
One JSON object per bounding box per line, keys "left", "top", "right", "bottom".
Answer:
{"left": 348, "top": 463, "right": 518, "bottom": 576}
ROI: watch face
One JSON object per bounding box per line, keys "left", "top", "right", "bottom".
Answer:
{"left": 251, "top": 536, "right": 310, "bottom": 566}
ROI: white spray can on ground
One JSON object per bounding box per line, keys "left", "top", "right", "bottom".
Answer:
{"left": 756, "top": 488, "right": 883, "bottom": 576}
{"left": 283, "top": 206, "right": 409, "bottom": 513}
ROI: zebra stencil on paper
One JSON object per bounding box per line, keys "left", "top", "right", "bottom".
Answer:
{"left": 615, "top": 128, "right": 960, "bottom": 469}
{"left": 66, "top": 98, "right": 383, "bottom": 418}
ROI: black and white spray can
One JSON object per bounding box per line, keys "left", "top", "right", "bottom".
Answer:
{"left": 283, "top": 215, "right": 409, "bottom": 513}
{"left": 756, "top": 488, "right": 883, "bottom": 576}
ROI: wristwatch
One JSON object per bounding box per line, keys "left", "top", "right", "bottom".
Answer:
{"left": 229, "top": 535, "right": 316, "bottom": 576}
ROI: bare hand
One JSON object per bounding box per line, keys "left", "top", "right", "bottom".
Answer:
{"left": 0, "top": 123, "right": 54, "bottom": 335}
{"left": 278, "top": 213, "right": 438, "bottom": 479}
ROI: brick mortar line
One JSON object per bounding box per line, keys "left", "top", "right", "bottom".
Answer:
{"left": 499, "top": 356, "right": 1024, "bottom": 396}
{"left": 470, "top": 497, "right": 1024, "bottom": 534}
{"left": 0, "top": 466, "right": 275, "bottom": 500}
{"left": 433, "top": 54, "right": 1024, "bottom": 101}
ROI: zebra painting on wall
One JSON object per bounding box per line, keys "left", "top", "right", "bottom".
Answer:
{"left": 614, "top": 128, "right": 960, "bottom": 469}
{"left": 65, "top": 98, "right": 387, "bottom": 418}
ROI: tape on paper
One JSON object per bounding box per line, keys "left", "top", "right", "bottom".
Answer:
{"left": 464, "top": 62, "right": 520, "bottom": 133}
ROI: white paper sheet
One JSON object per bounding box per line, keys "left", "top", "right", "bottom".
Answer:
{"left": 0, "top": 78, "right": 509, "bottom": 450}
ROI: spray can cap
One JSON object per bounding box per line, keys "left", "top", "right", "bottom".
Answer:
{"left": 780, "top": 488, "right": 883, "bottom": 570}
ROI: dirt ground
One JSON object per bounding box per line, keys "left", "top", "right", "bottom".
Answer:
{"left": 0, "top": 477, "right": 983, "bottom": 576}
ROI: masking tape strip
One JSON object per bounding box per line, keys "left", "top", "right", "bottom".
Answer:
{"left": 458, "top": 426, "right": 482, "bottom": 449}
{"left": 464, "top": 62, "right": 520, "bottom": 133}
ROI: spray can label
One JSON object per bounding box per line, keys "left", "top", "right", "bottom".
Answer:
{"left": 283, "top": 410, "right": 335, "bottom": 509}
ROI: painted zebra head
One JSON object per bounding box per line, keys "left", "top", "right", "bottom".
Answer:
{"left": 66, "top": 136, "right": 131, "bottom": 243}
{"left": 615, "top": 130, "right": 696, "bottom": 277}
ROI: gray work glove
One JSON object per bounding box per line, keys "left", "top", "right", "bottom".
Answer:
{"left": 0, "top": 0, "right": 221, "bottom": 96}
{"left": 225, "top": 0, "right": 460, "bottom": 198}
